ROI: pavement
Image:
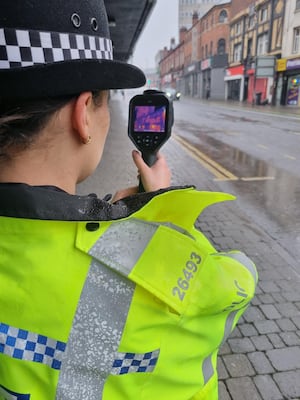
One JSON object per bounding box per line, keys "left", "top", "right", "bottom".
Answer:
{"left": 78, "top": 93, "right": 300, "bottom": 400}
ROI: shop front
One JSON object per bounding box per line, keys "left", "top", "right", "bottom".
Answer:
{"left": 285, "top": 58, "right": 300, "bottom": 106}
{"left": 275, "top": 57, "right": 300, "bottom": 106}
{"left": 183, "top": 62, "right": 199, "bottom": 97}
{"left": 224, "top": 65, "right": 245, "bottom": 101}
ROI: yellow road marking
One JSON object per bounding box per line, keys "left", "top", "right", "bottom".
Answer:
{"left": 241, "top": 177, "right": 275, "bottom": 181}
{"left": 174, "top": 135, "right": 238, "bottom": 181}
{"left": 284, "top": 154, "right": 297, "bottom": 160}
{"left": 257, "top": 144, "right": 268, "bottom": 149}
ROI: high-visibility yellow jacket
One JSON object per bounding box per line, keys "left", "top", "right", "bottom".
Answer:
{"left": 0, "top": 184, "right": 257, "bottom": 400}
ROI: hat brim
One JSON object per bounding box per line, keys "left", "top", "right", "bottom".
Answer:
{"left": 0, "top": 59, "right": 146, "bottom": 99}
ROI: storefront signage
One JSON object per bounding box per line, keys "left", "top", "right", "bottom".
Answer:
{"left": 201, "top": 58, "right": 211, "bottom": 71}
{"left": 277, "top": 58, "right": 287, "bottom": 72}
{"left": 256, "top": 56, "right": 276, "bottom": 77}
{"left": 225, "top": 65, "right": 244, "bottom": 76}
{"left": 187, "top": 64, "right": 196, "bottom": 72}
{"left": 287, "top": 58, "right": 300, "bottom": 70}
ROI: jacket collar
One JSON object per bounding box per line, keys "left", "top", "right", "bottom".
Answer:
{"left": 0, "top": 183, "right": 186, "bottom": 221}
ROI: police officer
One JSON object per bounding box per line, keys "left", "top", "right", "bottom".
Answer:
{"left": 0, "top": 1, "right": 257, "bottom": 399}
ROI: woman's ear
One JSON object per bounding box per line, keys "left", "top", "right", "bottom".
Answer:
{"left": 72, "top": 92, "right": 94, "bottom": 144}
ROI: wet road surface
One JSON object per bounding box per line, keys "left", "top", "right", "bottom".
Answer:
{"left": 172, "top": 99, "right": 300, "bottom": 262}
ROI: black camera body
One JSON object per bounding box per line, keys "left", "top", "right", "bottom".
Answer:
{"left": 128, "top": 90, "right": 174, "bottom": 166}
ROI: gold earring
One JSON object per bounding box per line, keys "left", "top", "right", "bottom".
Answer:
{"left": 83, "top": 135, "right": 92, "bottom": 144}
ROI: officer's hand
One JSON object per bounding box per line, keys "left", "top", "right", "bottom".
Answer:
{"left": 112, "top": 186, "right": 138, "bottom": 202}
{"left": 132, "top": 150, "right": 171, "bottom": 192}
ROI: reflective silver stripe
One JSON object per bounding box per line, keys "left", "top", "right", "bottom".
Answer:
{"left": 202, "top": 354, "right": 214, "bottom": 384}
{"left": 221, "top": 252, "right": 258, "bottom": 283}
{"left": 89, "top": 219, "right": 158, "bottom": 276}
{"left": 56, "top": 259, "right": 135, "bottom": 400}
{"left": 221, "top": 309, "right": 240, "bottom": 345}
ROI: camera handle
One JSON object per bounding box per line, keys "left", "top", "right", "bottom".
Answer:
{"left": 138, "top": 151, "right": 157, "bottom": 192}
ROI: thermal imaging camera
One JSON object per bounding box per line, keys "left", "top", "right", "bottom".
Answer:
{"left": 128, "top": 89, "right": 174, "bottom": 167}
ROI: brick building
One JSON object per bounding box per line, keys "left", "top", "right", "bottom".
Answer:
{"left": 225, "top": 0, "right": 285, "bottom": 103}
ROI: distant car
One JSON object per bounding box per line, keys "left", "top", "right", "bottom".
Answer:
{"left": 164, "top": 87, "right": 181, "bottom": 101}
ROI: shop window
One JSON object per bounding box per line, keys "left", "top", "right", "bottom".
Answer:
{"left": 217, "top": 39, "right": 226, "bottom": 55}
{"left": 257, "top": 32, "right": 269, "bottom": 55}
{"left": 233, "top": 43, "right": 242, "bottom": 62}
{"left": 219, "top": 10, "right": 228, "bottom": 23}
{"left": 293, "top": 27, "right": 300, "bottom": 53}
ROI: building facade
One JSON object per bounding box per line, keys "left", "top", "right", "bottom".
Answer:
{"left": 226, "top": 0, "right": 285, "bottom": 104}
{"left": 160, "top": 0, "right": 292, "bottom": 106}
{"left": 276, "top": 0, "right": 300, "bottom": 106}
{"left": 179, "top": 0, "right": 222, "bottom": 30}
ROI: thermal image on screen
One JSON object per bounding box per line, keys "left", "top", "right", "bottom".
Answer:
{"left": 134, "top": 106, "right": 166, "bottom": 132}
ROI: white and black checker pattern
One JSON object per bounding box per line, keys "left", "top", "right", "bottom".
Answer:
{"left": 0, "top": 28, "right": 113, "bottom": 69}
{"left": 0, "top": 322, "right": 66, "bottom": 370}
{"left": 111, "top": 349, "right": 160, "bottom": 375}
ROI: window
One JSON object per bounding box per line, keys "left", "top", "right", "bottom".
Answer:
{"left": 296, "top": 0, "right": 300, "bottom": 10}
{"left": 233, "top": 43, "right": 242, "bottom": 62}
{"left": 210, "top": 41, "right": 213, "bottom": 56}
{"left": 247, "top": 39, "right": 253, "bottom": 57}
{"left": 260, "top": 7, "right": 268, "bottom": 22}
{"left": 248, "top": 15, "right": 255, "bottom": 29}
{"left": 219, "top": 10, "right": 228, "bottom": 23}
{"left": 257, "top": 32, "right": 269, "bottom": 55}
{"left": 217, "top": 38, "right": 226, "bottom": 55}
{"left": 235, "top": 21, "right": 241, "bottom": 35}
{"left": 293, "top": 27, "right": 300, "bottom": 53}
{"left": 205, "top": 44, "right": 208, "bottom": 58}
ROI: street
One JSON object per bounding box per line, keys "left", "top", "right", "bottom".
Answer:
{"left": 172, "top": 97, "right": 300, "bottom": 266}
{"left": 78, "top": 92, "right": 300, "bottom": 400}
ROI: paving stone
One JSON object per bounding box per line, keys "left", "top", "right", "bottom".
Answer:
{"left": 279, "top": 331, "right": 300, "bottom": 346}
{"left": 251, "top": 335, "right": 274, "bottom": 351}
{"left": 276, "top": 318, "right": 297, "bottom": 332}
{"left": 267, "top": 347, "right": 300, "bottom": 371}
{"left": 239, "top": 323, "right": 258, "bottom": 337}
{"left": 271, "top": 292, "right": 287, "bottom": 303}
{"left": 228, "top": 338, "right": 255, "bottom": 353}
{"left": 273, "top": 371, "right": 300, "bottom": 399}
{"left": 258, "top": 293, "right": 274, "bottom": 304}
{"left": 254, "top": 320, "right": 281, "bottom": 334}
{"left": 292, "top": 315, "right": 300, "bottom": 329}
{"left": 217, "top": 357, "right": 229, "bottom": 380}
{"left": 223, "top": 354, "right": 255, "bottom": 377}
{"left": 275, "top": 302, "right": 300, "bottom": 318}
{"left": 259, "top": 304, "right": 282, "bottom": 319}
{"left": 229, "top": 326, "right": 242, "bottom": 339}
{"left": 282, "top": 291, "right": 300, "bottom": 302}
{"left": 267, "top": 333, "right": 285, "bottom": 349}
{"left": 248, "top": 351, "right": 274, "bottom": 374}
{"left": 243, "top": 306, "right": 265, "bottom": 323}
{"left": 218, "top": 381, "right": 231, "bottom": 400}
{"left": 226, "top": 377, "right": 262, "bottom": 400}
{"left": 219, "top": 342, "right": 231, "bottom": 356}
{"left": 259, "top": 281, "right": 281, "bottom": 293}
{"left": 253, "top": 375, "right": 282, "bottom": 400}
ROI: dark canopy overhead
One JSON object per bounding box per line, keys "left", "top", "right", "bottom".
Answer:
{"left": 104, "top": 0, "right": 156, "bottom": 61}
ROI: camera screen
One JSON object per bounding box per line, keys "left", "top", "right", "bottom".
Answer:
{"left": 134, "top": 106, "right": 166, "bottom": 133}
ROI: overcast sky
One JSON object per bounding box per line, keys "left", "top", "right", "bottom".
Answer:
{"left": 132, "top": 0, "right": 179, "bottom": 70}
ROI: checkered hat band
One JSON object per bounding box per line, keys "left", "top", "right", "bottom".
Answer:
{"left": 0, "top": 322, "right": 67, "bottom": 370}
{"left": 111, "top": 349, "right": 160, "bottom": 375}
{"left": 0, "top": 27, "right": 113, "bottom": 69}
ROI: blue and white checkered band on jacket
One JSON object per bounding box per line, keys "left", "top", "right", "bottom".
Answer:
{"left": 0, "top": 28, "right": 113, "bottom": 69}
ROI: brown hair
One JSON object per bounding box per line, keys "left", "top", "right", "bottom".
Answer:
{"left": 0, "top": 91, "right": 104, "bottom": 159}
